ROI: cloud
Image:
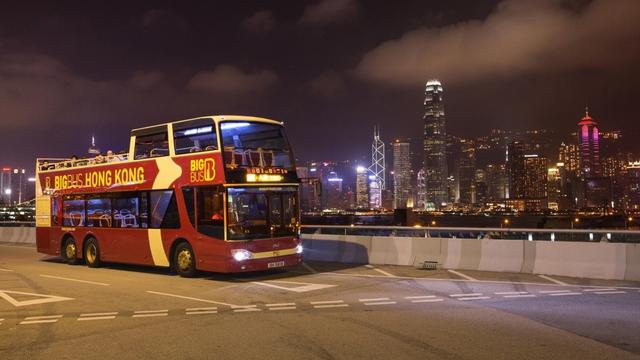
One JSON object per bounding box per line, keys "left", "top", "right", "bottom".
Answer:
{"left": 308, "top": 70, "right": 347, "bottom": 98}
{"left": 355, "top": 0, "right": 640, "bottom": 86}
{"left": 299, "top": 0, "right": 358, "bottom": 25}
{"left": 241, "top": 10, "right": 276, "bottom": 34}
{"left": 141, "top": 9, "right": 189, "bottom": 32}
{"left": 187, "top": 64, "right": 278, "bottom": 94}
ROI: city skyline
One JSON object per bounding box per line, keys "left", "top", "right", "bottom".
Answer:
{"left": 1, "top": 0, "right": 640, "bottom": 170}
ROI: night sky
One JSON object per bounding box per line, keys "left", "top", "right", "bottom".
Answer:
{"left": 1, "top": 0, "right": 640, "bottom": 170}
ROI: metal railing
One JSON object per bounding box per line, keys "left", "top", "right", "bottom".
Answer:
{"left": 300, "top": 225, "right": 640, "bottom": 243}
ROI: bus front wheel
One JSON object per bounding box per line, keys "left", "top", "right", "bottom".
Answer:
{"left": 174, "top": 242, "right": 196, "bottom": 278}
{"left": 84, "top": 237, "right": 102, "bottom": 268}
{"left": 62, "top": 238, "right": 78, "bottom": 265}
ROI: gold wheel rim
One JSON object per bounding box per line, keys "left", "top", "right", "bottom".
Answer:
{"left": 86, "top": 244, "right": 96, "bottom": 264}
{"left": 65, "top": 243, "right": 76, "bottom": 259}
{"left": 177, "top": 249, "right": 193, "bottom": 271}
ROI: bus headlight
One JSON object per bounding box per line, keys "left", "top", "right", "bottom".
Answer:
{"left": 295, "top": 244, "right": 303, "bottom": 254}
{"left": 232, "top": 249, "right": 252, "bottom": 261}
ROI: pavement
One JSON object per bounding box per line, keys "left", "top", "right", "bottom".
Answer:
{"left": 1, "top": 242, "right": 639, "bottom": 359}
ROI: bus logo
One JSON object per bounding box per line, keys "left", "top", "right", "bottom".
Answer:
{"left": 189, "top": 158, "right": 216, "bottom": 183}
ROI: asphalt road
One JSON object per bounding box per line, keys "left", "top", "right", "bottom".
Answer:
{"left": 1, "top": 242, "right": 639, "bottom": 360}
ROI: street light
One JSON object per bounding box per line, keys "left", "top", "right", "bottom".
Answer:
{"left": 502, "top": 218, "right": 509, "bottom": 228}
{"left": 430, "top": 220, "right": 437, "bottom": 226}
{"left": 628, "top": 216, "right": 634, "bottom": 229}
{"left": 571, "top": 217, "right": 579, "bottom": 229}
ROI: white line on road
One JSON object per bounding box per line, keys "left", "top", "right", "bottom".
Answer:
{"left": 268, "top": 307, "right": 297, "bottom": 311}
{"left": 0, "top": 268, "right": 13, "bottom": 272}
{"left": 186, "top": 307, "right": 218, "bottom": 312}
{"left": 594, "top": 291, "right": 627, "bottom": 295}
{"left": 450, "top": 293, "right": 483, "bottom": 297}
{"left": 266, "top": 303, "right": 296, "bottom": 307}
{"left": 583, "top": 288, "right": 617, "bottom": 292}
{"left": 364, "top": 265, "right": 397, "bottom": 277}
{"left": 458, "top": 296, "right": 491, "bottom": 301}
{"left": 411, "top": 298, "right": 444, "bottom": 303}
{"left": 146, "top": 290, "right": 240, "bottom": 307}
{"left": 231, "top": 305, "right": 257, "bottom": 309}
{"left": 133, "top": 313, "right": 168, "bottom": 318}
{"left": 78, "top": 316, "right": 116, "bottom": 321}
{"left": 313, "top": 304, "right": 349, "bottom": 309}
{"left": 495, "top": 291, "right": 529, "bottom": 295}
{"left": 537, "top": 274, "right": 569, "bottom": 286}
{"left": 20, "top": 315, "right": 63, "bottom": 325}
{"left": 539, "top": 290, "right": 571, "bottom": 294}
{"left": 40, "top": 274, "right": 110, "bottom": 286}
{"left": 504, "top": 294, "right": 536, "bottom": 298}
{"left": 24, "top": 315, "right": 63, "bottom": 320}
{"left": 80, "top": 312, "right": 118, "bottom": 317}
{"left": 364, "top": 301, "right": 397, "bottom": 306}
{"left": 310, "top": 300, "right": 344, "bottom": 305}
{"left": 404, "top": 295, "right": 437, "bottom": 299}
{"left": 301, "top": 262, "right": 317, "bottom": 274}
{"left": 134, "top": 310, "right": 168, "bottom": 314}
{"left": 447, "top": 269, "right": 477, "bottom": 281}
{"left": 186, "top": 311, "right": 218, "bottom": 315}
{"left": 549, "top": 292, "right": 582, "bottom": 296}
{"left": 359, "top": 297, "right": 390, "bottom": 302}
{"left": 233, "top": 308, "right": 262, "bottom": 313}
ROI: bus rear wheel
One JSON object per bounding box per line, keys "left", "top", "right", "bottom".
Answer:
{"left": 84, "top": 237, "right": 102, "bottom": 268}
{"left": 62, "top": 238, "right": 78, "bottom": 265}
{"left": 174, "top": 242, "right": 196, "bottom": 278}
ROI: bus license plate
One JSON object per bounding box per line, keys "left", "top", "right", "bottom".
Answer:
{"left": 268, "top": 261, "right": 285, "bottom": 268}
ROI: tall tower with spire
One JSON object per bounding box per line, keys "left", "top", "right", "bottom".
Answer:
{"left": 578, "top": 106, "right": 600, "bottom": 178}
{"left": 368, "top": 125, "right": 386, "bottom": 191}
{"left": 88, "top": 134, "right": 101, "bottom": 155}
{"left": 423, "top": 79, "right": 448, "bottom": 208}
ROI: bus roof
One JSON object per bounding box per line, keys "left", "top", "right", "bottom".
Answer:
{"left": 130, "top": 115, "right": 283, "bottom": 133}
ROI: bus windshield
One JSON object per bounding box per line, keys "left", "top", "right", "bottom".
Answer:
{"left": 226, "top": 187, "right": 298, "bottom": 240}
{"left": 220, "top": 121, "right": 294, "bottom": 170}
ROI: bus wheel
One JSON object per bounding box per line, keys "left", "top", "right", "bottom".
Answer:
{"left": 174, "top": 242, "right": 196, "bottom": 278}
{"left": 84, "top": 237, "right": 102, "bottom": 268}
{"left": 62, "top": 238, "right": 78, "bottom": 265}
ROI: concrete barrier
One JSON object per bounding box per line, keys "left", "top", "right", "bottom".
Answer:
{"left": 0, "top": 226, "right": 36, "bottom": 245}
{"left": 302, "top": 233, "right": 640, "bottom": 281}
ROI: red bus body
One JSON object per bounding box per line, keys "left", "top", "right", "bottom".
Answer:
{"left": 35, "top": 116, "right": 302, "bottom": 273}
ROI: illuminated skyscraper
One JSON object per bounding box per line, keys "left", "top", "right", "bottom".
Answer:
{"left": 368, "top": 125, "right": 386, "bottom": 191}
{"left": 393, "top": 139, "right": 411, "bottom": 209}
{"left": 416, "top": 169, "right": 427, "bottom": 210}
{"left": 423, "top": 80, "right": 448, "bottom": 208}
{"left": 0, "top": 167, "right": 11, "bottom": 205}
{"left": 355, "top": 166, "right": 369, "bottom": 209}
{"left": 578, "top": 107, "right": 601, "bottom": 178}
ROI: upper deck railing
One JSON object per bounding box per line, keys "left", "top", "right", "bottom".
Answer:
{"left": 37, "top": 154, "right": 130, "bottom": 172}
{"left": 300, "top": 224, "right": 640, "bottom": 243}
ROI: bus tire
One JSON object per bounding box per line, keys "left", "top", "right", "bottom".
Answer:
{"left": 84, "top": 237, "right": 102, "bottom": 268}
{"left": 62, "top": 237, "right": 78, "bottom": 265}
{"left": 174, "top": 242, "right": 196, "bottom": 278}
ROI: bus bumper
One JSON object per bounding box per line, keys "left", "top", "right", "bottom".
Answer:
{"left": 226, "top": 253, "right": 303, "bottom": 273}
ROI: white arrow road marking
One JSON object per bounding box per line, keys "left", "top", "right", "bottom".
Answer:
{"left": 40, "top": 274, "right": 110, "bottom": 286}
{"left": 146, "top": 291, "right": 241, "bottom": 307}
{"left": 251, "top": 280, "right": 336, "bottom": 293}
{"left": 537, "top": 274, "right": 569, "bottom": 286}
{"left": 0, "top": 290, "right": 74, "bottom": 307}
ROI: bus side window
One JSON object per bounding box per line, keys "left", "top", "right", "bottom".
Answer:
{"left": 63, "top": 196, "right": 85, "bottom": 227}
{"left": 182, "top": 188, "right": 195, "bottom": 228}
{"left": 196, "top": 187, "right": 224, "bottom": 239}
{"left": 134, "top": 132, "right": 169, "bottom": 160}
{"left": 51, "top": 197, "right": 59, "bottom": 226}
{"left": 113, "top": 192, "right": 140, "bottom": 228}
{"left": 149, "top": 190, "right": 180, "bottom": 229}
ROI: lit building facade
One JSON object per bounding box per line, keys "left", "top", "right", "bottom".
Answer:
{"left": 578, "top": 108, "right": 601, "bottom": 178}
{"left": 393, "top": 139, "right": 412, "bottom": 209}
{"left": 423, "top": 80, "right": 448, "bottom": 208}
{"left": 355, "top": 166, "right": 369, "bottom": 209}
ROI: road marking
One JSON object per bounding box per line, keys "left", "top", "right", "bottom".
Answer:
{"left": 537, "top": 274, "right": 569, "bottom": 286}
{"left": 186, "top": 307, "right": 218, "bottom": 312}
{"left": 314, "top": 304, "right": 349, "bottom": 309}
{"left": 583, "top": 288, "right": 617, "bottom": 292}
{"left": 233, "top": 308, "right": 261, "bottom": 313}
{"left": 310, "top": 300, "right": 344, "bottom": 305}
{"left": 359, "top": 297, "right": 390, "bottom": 302}
{"left": 146, "top": 290, "right": 240, "bottom": 307}
{"left": 539, "top": 290, "right": 571, "bottom": 294}
{"left": 20, "top": 315, "right": 63, "bottom": 325}
{"left": 594, "top": 291, "right": 627, "bottom": 295}
{"left": 268, "top": 307, "right": 296, "bottom": 311}
{"left": 404, "top": 295, "right": 437, "bottom": 299}
{"left": 411, "top": 298, "right": 444, "bottom": 303}
{"left": 457, "top": 296, "right": 491, "bottom": 301}
{"left": 319, "top": 271, "right": 640, "bottom": 290}
{"left": 447, "top": 269, "right": 477, "bottom": 281}
{"left": 504, "top": 294, "right": 536, "bottom": 298}
{"left": 78, "top": 315, "right": 116, "bottom": 321}
{"left": 80, "top": 312, "right": 118, "bottom": 317}
{"left": 40, "top": 274, "right": 110, "bottom": 286}
{"left": 186, "top": 310, "right": 218, "bottom": 315}
{"left": 133, "top": 310, "right": 168, "bottom": 318}
{"left": 450, "top": 293, "right": 483, "bottom": 297}
{"left": 301, "top": 262, "right": 317, "bottom": 273}
{"left": 495, "top": 291, "right": 529, "bottom": 295}
{"left": 549, "top": 292, "right": 582, "bottom": 296}
{"left": 266, "top": 303, "right": 296, "bottom": 307}
{"left": 251, "top": 280, "right": 336, "bottom": 293}
{"left": 364, "top": 265, "right": 397, "bottom": 278}
{"left": 0, "top": 290, "right": 74, "bottom": 307}
{"left": 0, "top": 268, "right": 13, "bottom": 272}
{"left": 364, "top": 301, "right": 396, "bottom": 306}
{"left": 231, "top": 305, "right": 257, "bottom": 309}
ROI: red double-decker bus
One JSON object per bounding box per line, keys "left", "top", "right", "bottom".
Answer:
{"left": 35, "top": 115, "right": 302, "bottom": 277}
